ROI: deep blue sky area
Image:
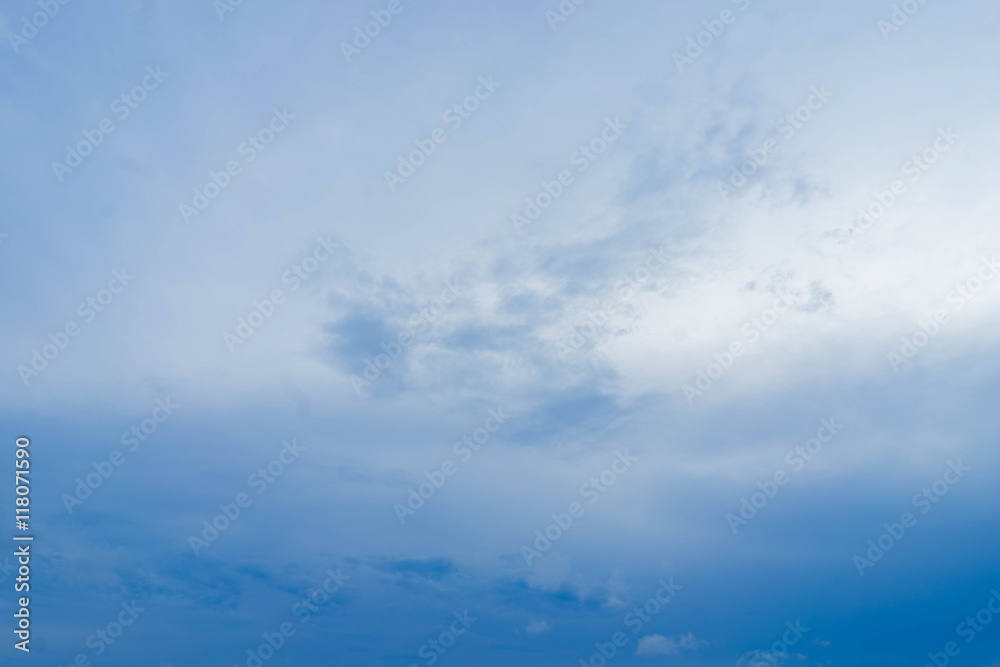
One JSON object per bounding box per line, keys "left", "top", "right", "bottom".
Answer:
{"left": 1, "top": 0, "right": 999, "bottom": 665}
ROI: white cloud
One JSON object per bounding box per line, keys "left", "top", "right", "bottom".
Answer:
{"left": 636, "top": 632, "right": 707, "bottom": 657}
{"left": 737, "top": 650, "right": 788, "bottom": 667}
{"left": 525, "top": 620, "right": 550, "bottom": 635}
{"left": 603, "top": 568, "right": 629, "bottom": 608}
{"left": 679, "top": 632, "right": 709, "bottom": 650}
{"left": 636, "top": 634, "right": 679, "bottom": 656}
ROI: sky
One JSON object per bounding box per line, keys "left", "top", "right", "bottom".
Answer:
{"left": 1, "top": 0, "right": 999, "bottom": 665}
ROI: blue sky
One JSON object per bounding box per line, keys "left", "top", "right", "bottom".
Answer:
{"left": 1, "top": 0, "right": 1000, "bottom": 665}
